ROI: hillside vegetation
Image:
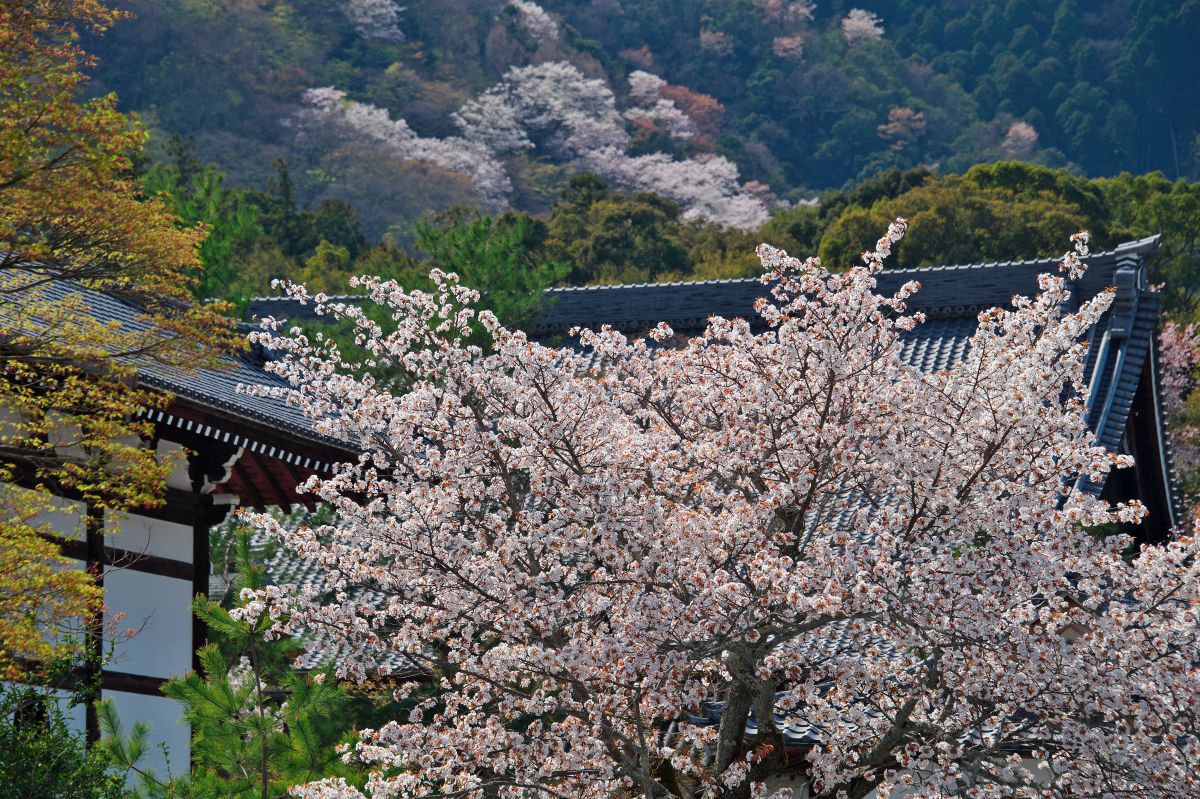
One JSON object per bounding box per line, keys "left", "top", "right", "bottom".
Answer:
{"left": 87, "top": 0, "right": 1199, "bottom": 242}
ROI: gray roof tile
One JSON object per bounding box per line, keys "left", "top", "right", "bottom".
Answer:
{"left": 0, "top": 275, "right": 351, "bottom": 458}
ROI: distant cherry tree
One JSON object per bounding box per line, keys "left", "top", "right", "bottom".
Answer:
{"left": 1159, "top": 320, "right": 1198, "bottom": 408}
{"left": 1002, "top": 121, "right": 1040, "bottom": 159}
{"left": 296, "top": 87, "right": 512, "bottom": 210}
{"left": 624, "top": 71, "right": 697, "bottom": 142}
{"left": 842, "top": 9, "right": 884, "bottom": 45}
{"left": 240, "top": 225, "right": 1200, "bottom": 799}
{"left": 455, "top": 62, "right": 769, "bottom": 228}
{"left": 343, "top": 0, "right": 405, "bottom": 42}
{"left": 508, "top": 0, "right": 559, "bottom": 42}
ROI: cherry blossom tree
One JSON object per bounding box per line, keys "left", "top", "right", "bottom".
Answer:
{"left": 240, "top": 225, "right": 1200, "bottom": 799}
{"left": 453, "top": 62, "right": 627, "bottom": 157}
{"left": 508, "top": 0, "right": 558, "bottom": 42}
{"left": 454, "top": 62, "right": 768, "bottom": 228}
{"left": 700, "top": 28, "right": 734, "bottom": 56}
{"left": 583, "top": 149, "right": 770, "bottom": 229}
{"left": 772, "top": 34, "right": 806, "bottom": 61}
{"left": 624, "top": 71, "right": 697, "bottom": 142}
{"left": 344, "top": 0, "right": 405, "bottom": 42}
{"left": 755, "top": 0, "right": 816, "bottom": 25}
{"left": 877, "top": 107, "right": 926, "bottom": 151}
{"left": 1157, "top": 321, "right": 1200, "bottom": 518}
{"left": 842, "top": 9, "right": 884, "bottom": 45}
{"left": 1159, "top": 320, "right": 1198, "bottom": 409}
{"left": 295, "top": 87, "right": 511, "bottom": 210}
{"left": 293, "top": 65, "right": 766, "bottom": 228}
{"left": 1002, "top": 121, "right": 1040, "bottom": 159}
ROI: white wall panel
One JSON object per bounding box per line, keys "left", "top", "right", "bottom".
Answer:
{"left": 103, "top": 690, "right": 190, "bottom": 781}
{"left": 106, "top": 511, "right": 193, "bottom": 563}
{"left": 103, "top": 568, "right": 193, "bottom": 679}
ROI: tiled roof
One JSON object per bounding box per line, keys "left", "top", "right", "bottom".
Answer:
{"left": 210, "top": 523, "right": 421, "bottom": 678}
{"left": 0, "top": 275, "right": 353, "bottom": 465}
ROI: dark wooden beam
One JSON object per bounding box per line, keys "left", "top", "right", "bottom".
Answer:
{"left": 12, "top": 659, "right": 168, "bottom": 698}
{"left": 133, "top": 487, "right": 204, "bottom": 526}
{"left": 231, "top": 459, "right": 268, "bottom": 512}
{"left": 101, "top": 669, "right": 168, "bottom": 697}
{"left": 246, "top": 451, "right": 293, "bottom": 513}
{"left": 47, "top": 534, "right": 195, "bottom": 581}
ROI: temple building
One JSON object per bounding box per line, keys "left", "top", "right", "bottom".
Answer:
{"left": 4, "top": 278, "right": 354, "bottom": 775}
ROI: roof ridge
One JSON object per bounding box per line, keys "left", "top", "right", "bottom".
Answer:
{"left": 538, "top": 237, "right": 1161, "bottom": 294}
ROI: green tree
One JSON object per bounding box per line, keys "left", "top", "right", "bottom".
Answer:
{"left": 0, "top": 0, "right": 234, "bottom": 679}
{"left": 546, "top": 178, "right": 689, "bottom": 284}
{"left": 414, "top": 208, "right": 568, "bottom": 329}
{"left": 817, "top": 164, "right": 1103, "bottom": 268}
{"left": 296, "top": 240, "right": 355, "bottom": 296}
{"left": 247, "top": 161, "right": 368, "bottom": 263}
{"left": 1100, "top": 171, "right": 1200, "bottom": 317}
{"left": 142, "top": 141, "right": 264, "bottom": 301}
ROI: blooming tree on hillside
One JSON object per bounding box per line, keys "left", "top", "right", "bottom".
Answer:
{"left": 624, "top": 70, "right": 697, "bottom": 142}
{"left": 1002, "top": 121, "right": 1040, "bottom": 159}
{"left": 1159, "top": 321, "right": 1199, "bottom": 409}
{"left": 454, "top": 62, "right": 627, "bottom": 156}
{"left": 295, "top": 63, "right": 763, "bottom": 229}
{"left": 508, "top": 0, "right": 558, "bottom": 42}
{"left": 1158, "top": 321, "right": 1200, "bottom": 518}
{"left": 344, "top": 0, "right": 405, "bottom": 42}
{"left": 240, "top": 225, "right": 1200, "bottom": 799}
{"left": 295, "top": 87, "right": 511, "bottom": 210}
{"left": 842, "top": 9, "right": 883, "bottom": 45}
{"left": 454, "top": 62, "right": 769, "bottom": 227}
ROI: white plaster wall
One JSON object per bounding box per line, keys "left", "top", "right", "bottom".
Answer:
{"left": 103, "top": 689, "right": 190, "bottom": 781}
{"left": 106, "top": 511, "right": 193, "bottom": 563}
{"left": 103, "top": 568, "right": 193, "bottom": 679}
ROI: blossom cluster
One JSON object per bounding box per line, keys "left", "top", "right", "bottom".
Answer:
{"left": 242, "top": 227, "right": 1200, "bottom": 799}
{"left": 1159, "top": 320, "right": 1199, "bottom": 409}
{"left": 842, "top": 8, "right": 884, "bottom": 45}
{"left": 455, "top": 62, "right": 770, "bottom": 227}
{"left": 295, "top": 87, "right": 512, "bottom": 210}
{"left": 343, "top": 0, "right": 405, "bottom": 42}
{"left": 508, "top": 0, "right": 558, "bottom": 42}
{"left": 624, "top": 70, "right": 697, "bottom": 142}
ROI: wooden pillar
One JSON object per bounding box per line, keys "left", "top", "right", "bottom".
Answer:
{"left": 192, "top": 494, "right": 213, "bottom": 675}
{"left": 84, "top": 504, "right": 105, "bottom": 744}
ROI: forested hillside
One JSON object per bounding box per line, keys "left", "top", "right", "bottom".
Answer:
{"left": 88, "top": 0, "right": 1200, "bottom": 242}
